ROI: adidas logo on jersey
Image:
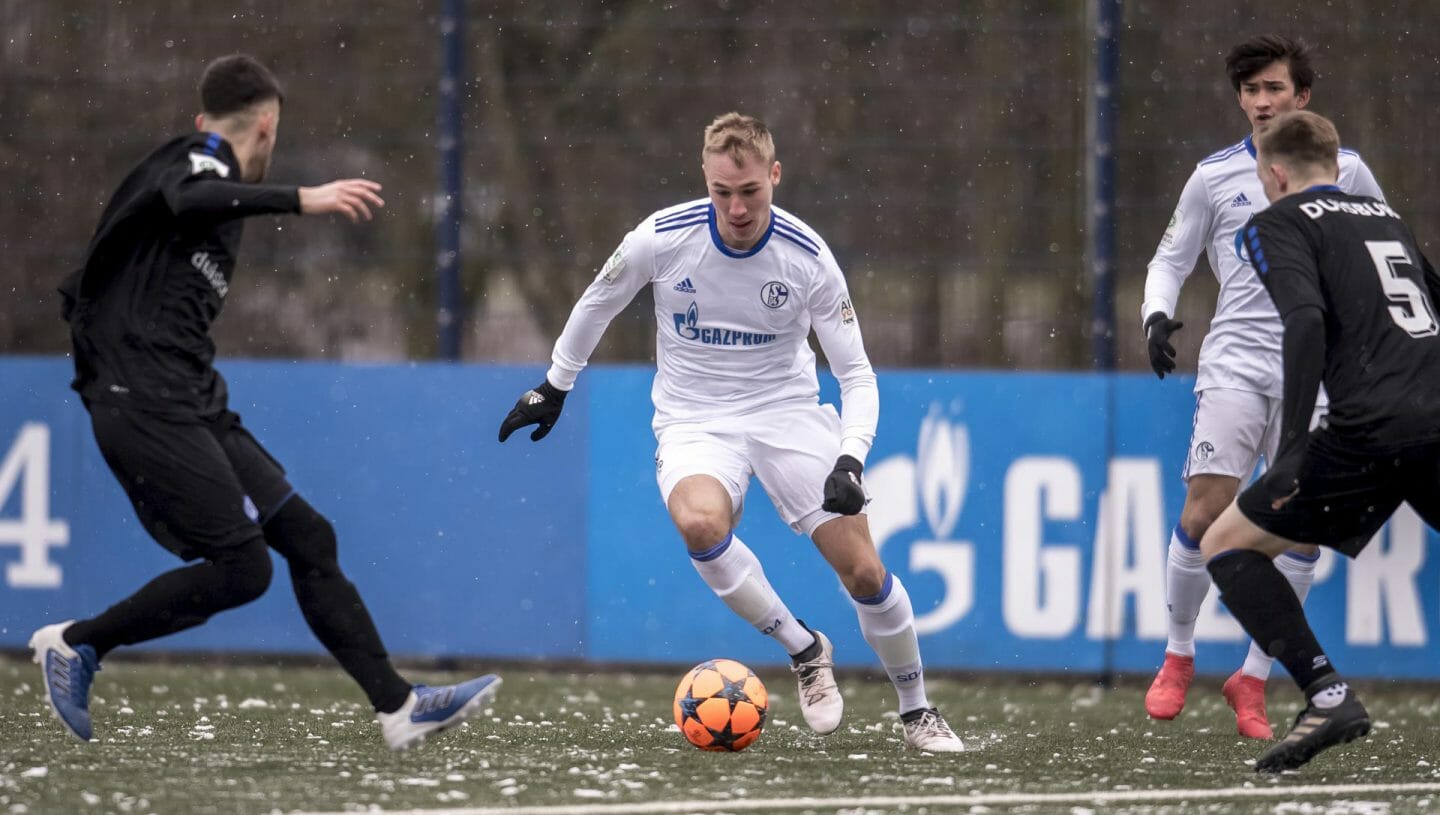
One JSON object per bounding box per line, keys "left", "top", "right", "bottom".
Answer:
{"left": 1230, "top": 192, "right": 1252, "bottom": 208}
{"left": 673, "top": 277, "right": 697, "bottom": 293}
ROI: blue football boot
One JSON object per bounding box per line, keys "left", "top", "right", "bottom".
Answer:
{"left": 30, "top": 621, "right": 101, "bottom": 742}
{"left": 377, "top": 674, "right": 502, "bottom": 750}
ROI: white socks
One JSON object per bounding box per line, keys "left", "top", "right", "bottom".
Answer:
{"left": 1166, "top": 523, "right": 1319, "bottom": 676}
{"left": 1240, "top": 551, "right": 1318, "bottom": 679}
{"left": 852, "top": 572, "right": 930, "bottom": 714}
{"left": 689, "top": 536, "right": 932, "bottom": 714}
{"left": 688, "top": 533, "right": 814, "bottom": 655}
{"left": 1164, "top": 526, "right": 1209, "bottom": 658}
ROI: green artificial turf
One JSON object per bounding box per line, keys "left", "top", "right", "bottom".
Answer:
{"left": 3, "top": 656, "right": 1439, "bottom": 814}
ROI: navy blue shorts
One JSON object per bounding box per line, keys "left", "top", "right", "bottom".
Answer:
{"left": 1237, "top": 430, "right": 1440, "bottom": 557}
{"left": 89, "top": 405, "right": 294, "bottom": 560}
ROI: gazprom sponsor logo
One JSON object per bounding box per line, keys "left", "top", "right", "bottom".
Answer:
{"left": 672, "top": 301, "right": 777, "bottom": 347}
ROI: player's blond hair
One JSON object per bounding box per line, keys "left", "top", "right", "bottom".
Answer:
{"left": 1256, "top": 110, "right": 1340, "bottom": 177}
{"left": 702, "top": 113, "right": 776, "bottom": 167}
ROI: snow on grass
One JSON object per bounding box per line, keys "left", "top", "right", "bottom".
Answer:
{"left": 7, "top": 661, "right": 1440, "bottom": 814}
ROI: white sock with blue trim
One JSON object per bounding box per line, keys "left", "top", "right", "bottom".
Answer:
{"left": 688, "top": 533, "right": 813, "bottom": 656}
{"left": 852, "top": 572, "right": 929, "bottom": 714}
{"left": 1240, "top": 550, "right": 1319, "bottom": 679}
{"left": 1164, "top": 524, "right": 1208, "bottom": 658}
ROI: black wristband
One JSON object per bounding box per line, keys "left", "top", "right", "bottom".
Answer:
{"left": 834, "top": 454, "right": 863, "bottom": 474}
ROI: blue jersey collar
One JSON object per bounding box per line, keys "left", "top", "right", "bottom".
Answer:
{"left": 1303, "top": 184, "right": 1343, "bottom": 193}
{"left": 708, "top": 205, "right": 775, "bottom": 258}
{"left": 1243, "top": 134, "right": 1256, "bottom": 159}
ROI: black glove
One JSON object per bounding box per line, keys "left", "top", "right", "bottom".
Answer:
{"left": 821, "top": 455, "right": 866, "bottom": 515}
{"left": 1258, "top": 455, "right": 1302, "bottom": 510}
{"left": 498, "top": 380, "right": 568, "bottom": 442}
{"left": 1144, "top": 311, "right": 1184, "bottom": 379}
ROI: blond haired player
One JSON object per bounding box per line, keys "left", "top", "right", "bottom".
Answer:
{"left": 499, "top": 113, "right": 962, "bottom": 752}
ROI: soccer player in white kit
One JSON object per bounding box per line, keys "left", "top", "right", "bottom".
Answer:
{"left": 1141, "top": 35, "right": 1384, "bottom": 738}
{"left": 498, "top": 113, "right": 963, "bottom": 752}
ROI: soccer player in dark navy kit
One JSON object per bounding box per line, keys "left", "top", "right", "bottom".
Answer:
{"left": 30, "top": 54, "right": 499, "bottom": 751}
{"left": 1202, "top": 109, "right": 1440, "bottom": 772}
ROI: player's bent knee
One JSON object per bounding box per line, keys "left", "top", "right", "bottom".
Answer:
{"left": 671, "top": 509, "right": 732, "bottom": 551}
{"left": 264, "top": 496, "right": 340, "bottom": 576}
{"left": 1180, "top": 476, "right": 1240, "bottom": 540}
{"left": 1178, "top": 503, "right": 1222, "bottom": 542}
{"left": 826, "top": 542, "right": 887, "bottom": 597}
{"left": 213, "top": 537, "right": 274, "bottom": 607}
{"left": 1197, "top": 503, "right": 1263, "bottom": 560}
{"left": 841, "top": 562, "right": 888, "bottom": 598}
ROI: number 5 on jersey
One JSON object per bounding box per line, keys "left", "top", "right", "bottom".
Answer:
{"left": 1368, "top": 240, "right": 1440, "bottom": 338}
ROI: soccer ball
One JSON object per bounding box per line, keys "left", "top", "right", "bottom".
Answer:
{"left": 672, "top": 658, "right": 768, "bottom": 752}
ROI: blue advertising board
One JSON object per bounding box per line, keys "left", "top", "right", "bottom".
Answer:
{"left": 2, "top": 357, "right": 1437, "bottom": 679}
{"left": 0, "top": 358, "right": 587, "bottom": 660}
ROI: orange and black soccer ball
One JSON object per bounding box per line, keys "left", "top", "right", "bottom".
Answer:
{"left": 673, "top": 658, "right": 768, "bottom": 752}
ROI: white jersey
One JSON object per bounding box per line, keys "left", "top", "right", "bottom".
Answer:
{"left": 1142, "top": 134, "right": 1384, "bottom": 396}
{"left": 547, "top": 199, "right": 879, "bottom": 462}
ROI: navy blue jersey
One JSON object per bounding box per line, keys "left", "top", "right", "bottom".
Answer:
{"left": 60, "top": 133, "right": 300, "bottom": 416}
{"left": 1245, "top": 188, "right": 1440, "bottom": 449}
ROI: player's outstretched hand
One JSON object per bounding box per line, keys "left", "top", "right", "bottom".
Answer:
{"left": 1144, "top": 312, "right": 1184, "bottom": 379}
{"left": 822, "top": 455, "right": 866, "bottom": 515}
{"left": 299, "top": 179, "right": 385, "bottom": 223}
{"left": 498, "top": 380, "right": 568, "bottom": 442}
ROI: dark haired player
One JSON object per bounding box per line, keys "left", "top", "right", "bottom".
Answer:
{"left": 1204, "top": 109, "right": 1440, "bottom": 771}
{"left": 32, "top": 54, "right": 499, "bottom": 750}
{"left": 1140, "top": 35, "right": 1385, "bottom": 738}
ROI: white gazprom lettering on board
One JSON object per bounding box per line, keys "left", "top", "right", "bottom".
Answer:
{"left": 0, "top": 423, "right": 69, "bottom": 588}
{"left": 1000, "top": 454, "right": 1236, "bottom": 643}
{"left": 1002, "top": 456, "right": 1083, "bottom": 638}
{"left": 867, "top": 406, "right": 975, "bottom": 635}
{"left": 1086, "top": 458, "right": 1168, "bottom": 640}
{"left": 864, "top": 406, "right": 1429, "bottom": 650}
{"left": 1347, "top": 503, "right": 1427, "bottom": 646}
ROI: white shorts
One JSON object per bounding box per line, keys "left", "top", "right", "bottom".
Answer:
{"left": 655, "top": 402, "right": 853, "bottom": 536}
{"left": 1184, "top": 388, "right": 1280, "bottom": 480}
{"left": 1183, "top": 384, "right": 1331, "bottom": 481}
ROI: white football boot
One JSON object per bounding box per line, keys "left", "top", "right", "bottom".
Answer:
{"left": 790, "top": 630, "right": 843, "bottom": 734}
{"left": 901, "top": 706, "right": 965, "bottom": 753}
